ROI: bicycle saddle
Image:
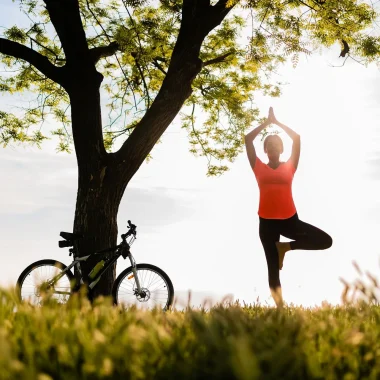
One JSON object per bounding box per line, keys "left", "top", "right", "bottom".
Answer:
{"left": 59, "top": 232, "right": 84, "bottom": 241}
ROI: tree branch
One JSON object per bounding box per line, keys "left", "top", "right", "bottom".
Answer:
{"left": 131, "top": 52, "right": 151, "bottom": 108}
{"left": 26, "top": 33, "right": 65, "bottom": 65}
{"left": 152, "top": 58, "right": 167, "bottom": 75}
{"left": 297, "top": 0, "right": 318, "bottom": 12}
{"left": 89, "top": 41, "right": 120, "bottom": 63}
{"left": 339, "top": 39, "right": 350, "bottom": 57}
{"left": 207, "top": 0, "right": 236, "bottom": 30}
{"left": 203, "top": 51, "right": 233, "bottom": 67}
{"left": 113, "top": 0, "right": 237, "bottom": 181}
{"left": 0, "top": 38, "right": 62, "bottom": 83}
{"left": 43, "top": 0, "right": 89, "bottom": 65}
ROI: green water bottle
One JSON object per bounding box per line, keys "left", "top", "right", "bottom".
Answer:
{"left": 88, "top": 260, "right": 105, "bottom": 279}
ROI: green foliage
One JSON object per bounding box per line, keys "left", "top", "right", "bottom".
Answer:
{"left": 0, "top": 110, "right": 48, "bottom": 147}
{"left": 1, "top": 281, "right": 380, "bottom": 380}
{"left": 0, "top": 0, "right": 379, "bottom": 174}
{"left": 354, "top": 35, "right": 380, "bottom": 61}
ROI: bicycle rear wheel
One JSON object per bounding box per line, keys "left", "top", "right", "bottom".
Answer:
{"left": 112, "top": 263, "right": 174, "bottom": 311}
{"left": 16, "top": 259, "right": 74, "bottom": 305}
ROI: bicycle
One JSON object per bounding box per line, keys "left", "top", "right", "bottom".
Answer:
{"left": 16, "top": 220, "right": 174, "bottom": 311}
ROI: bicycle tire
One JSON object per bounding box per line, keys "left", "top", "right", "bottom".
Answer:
{"left": 16, "top": 259, "right": 75, "bottom": 304}
{"left": 112, "top": 263, "right": 174, "bottom": 311}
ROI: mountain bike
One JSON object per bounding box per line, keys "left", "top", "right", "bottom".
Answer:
{"left": 16, "top": 220, "right": 174, "bottom": 311}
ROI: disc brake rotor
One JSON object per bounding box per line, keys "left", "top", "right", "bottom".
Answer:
{"left": 135, "top": 288, "right": 151, "bottom": 302}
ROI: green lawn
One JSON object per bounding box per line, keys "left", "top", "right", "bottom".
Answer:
{"left": 1, "top": 286, "right": 380, "bottom": 380}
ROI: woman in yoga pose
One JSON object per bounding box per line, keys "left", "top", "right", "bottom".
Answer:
{"left": 245, "top": 107, "right": 332, "bottom": 308}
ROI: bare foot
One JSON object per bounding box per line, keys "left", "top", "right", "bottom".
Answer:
{"left": 276, "top": 242, "right": 291, "bottom": 270}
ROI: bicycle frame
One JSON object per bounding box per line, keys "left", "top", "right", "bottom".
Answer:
{"left": 48, "top": 238, "right": 142, "bottom": 295}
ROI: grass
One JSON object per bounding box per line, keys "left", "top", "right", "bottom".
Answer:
{"left": 1, "top": 261, "right": 380, "bottom": 380}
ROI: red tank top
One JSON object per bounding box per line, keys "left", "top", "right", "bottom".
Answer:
{"left": 253, "top": 157, "right": 297, "bottom": 219}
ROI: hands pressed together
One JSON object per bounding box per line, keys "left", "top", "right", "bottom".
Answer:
{"left": 267, "top": 106, "right": 278, "bottom": 125}
{"left": 244, "top": 106, "right": 299, "bottom": 145}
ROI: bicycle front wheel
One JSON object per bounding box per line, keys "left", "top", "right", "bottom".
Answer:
{"left": 16, "top": 259, "right": 75, "bottom": 305}
{"left": 113, "top": 263, "right": 174, "bottom": 311}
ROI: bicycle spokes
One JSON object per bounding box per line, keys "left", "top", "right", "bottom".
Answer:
{"left": 21, "top": 265, "right": 71, "bottom": 304}
{"left": 117, "top": 268, "right": 170, "bottom": 310}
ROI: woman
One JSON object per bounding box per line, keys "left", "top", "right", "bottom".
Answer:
{"left": 245, "top": 107, "right": 332, "bottom": 308}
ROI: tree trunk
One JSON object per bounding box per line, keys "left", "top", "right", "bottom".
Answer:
{"left": 73, "top": 174, "right": 123, "bottom": 298}
{"left": 68, "top": 76, "right": 126, "bottom": 298}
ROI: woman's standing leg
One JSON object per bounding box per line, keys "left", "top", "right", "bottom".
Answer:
{"left": 277, "top": 213, "right": 333, "bottom": 269}
{"left": 259, "top": 217, "right": 284, "bottom": 308}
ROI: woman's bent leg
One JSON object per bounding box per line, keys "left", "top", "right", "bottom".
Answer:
{"left": 281, "top": 214, "right": 333, "bottom": 251}
{"left": 259, "top": 218, "right": 283, "bottom": 308}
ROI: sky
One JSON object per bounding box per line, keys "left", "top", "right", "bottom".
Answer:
{"left": 1, "top": 1, "right": 380, "bottom": 308}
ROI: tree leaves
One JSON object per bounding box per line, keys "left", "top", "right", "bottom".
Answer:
{"left": 4, "top": 27, "right": 27, "bottom": 44}
{"left": 0, "top": 111, "right": 48, "bottom": 147}
{"left": 0, "top": 0, "right": 379, "bottom": 175}
{"left": 355, "top": 35, "right": 380, "bottom": 62}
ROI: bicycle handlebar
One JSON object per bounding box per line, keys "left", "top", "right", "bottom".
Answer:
{"left": 128, "top": 220, "right": 136, "bottom": 229}
{"left": 121, "top": 220, "right": 137, "bottom": 240}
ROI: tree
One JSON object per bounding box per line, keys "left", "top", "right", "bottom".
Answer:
{"left": 0, "top": 0, "right": 378, "bottom": 297}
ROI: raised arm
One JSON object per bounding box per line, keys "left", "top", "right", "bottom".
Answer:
{"left": 244, "top": 110, "right": 271, "bottom": 170}
{"left": 271, "top": 108, "right": 301, "bottom": 170}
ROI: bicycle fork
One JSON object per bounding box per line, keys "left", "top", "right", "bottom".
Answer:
{"left": 127, "top": 253, "right": 143, "bottom": 295}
